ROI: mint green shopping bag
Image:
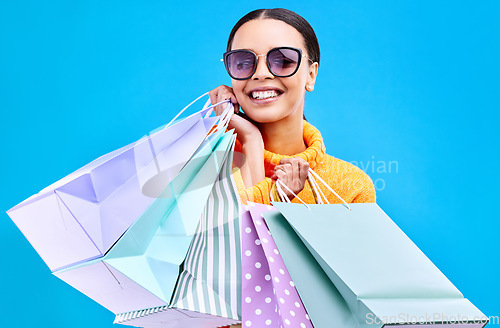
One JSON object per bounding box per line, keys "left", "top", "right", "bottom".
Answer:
{"left": 264, "top": 202, "right": 488, "bottom": 328}
{"left": 114, "top": 133, "right": 242, "bottom": 327}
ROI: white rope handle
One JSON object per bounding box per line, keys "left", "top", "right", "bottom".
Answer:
{"left": 166, "top": 91, "right": 210, "bottom": 128}
{"left": 269, "top": 167, "right": 351, "bottom": 211}
{"left": 308, "top": 170, "right": 327, "bottom": 204}
{"left": 275, "top": 179, "right": 310, "bottom": 210}
{"left": 165, "top": 91, "right": 234, "bottom": 133}
{"left": 213, "top": 101, "right": 234, "bottom": 132}
{"left": 308, "top": 168, "right": 351, "bottom": 210}
{"left": 276, "top": 180, "right": 291, "bottom": 203}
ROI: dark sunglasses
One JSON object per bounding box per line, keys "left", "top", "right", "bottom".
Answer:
{"left": 221, "top": 46, "right": 312, "bottom": 80}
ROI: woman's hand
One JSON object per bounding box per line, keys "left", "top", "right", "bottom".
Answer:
{"left": 208, "top": 85, "right": 261, "bottom": 143}
{"left": 209, "top": 85, "right": 265, "bottom": 188}
{"left": 272, "top": 157, "right": 310, "bottom": 201}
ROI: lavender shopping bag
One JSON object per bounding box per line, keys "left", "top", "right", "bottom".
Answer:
{"left": 53, "top": 128, "right": 234, "bottom": 315}
{"left": 7, "top": 94, "right": 219, "bottom": 271}
{"left": 241, "top": 202, "right": 313, "bottom": 328}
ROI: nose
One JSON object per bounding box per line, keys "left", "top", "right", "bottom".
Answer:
{"left": 252, "top": 54, "right": 274, "bottom": 80}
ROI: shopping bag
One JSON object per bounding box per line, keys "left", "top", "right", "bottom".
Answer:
{"left": 264, "top": 202, "right": 488, "bottom": 328}
{"left": 116, "top": 133, "right": 242, "bottom": 327}
{"left": 239, "top": 202, "right": 314, "bottom": 328}
{"left": 7, "top": 94, "right": 219, "bottom": 271}
{"left": 113, "top": 305, "right": 239, "bottom": 328}
{"left": 170, "top": 134, "right": 241, "bottom": 320}
{"left": 53, "top": 127, "right": 234, "bottom": 315}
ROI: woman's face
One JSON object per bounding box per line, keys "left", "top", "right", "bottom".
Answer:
{"left": 230, "top": 19, "right": 318, "bottom": 124}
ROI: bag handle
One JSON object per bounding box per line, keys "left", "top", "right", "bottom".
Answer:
{"left": 307, "top": 168, "right": 351, "bottom": 210}
{"left": 165, "top": 91, "right": 234, "bottom": 131}
{"left": 272, "top": 179, "right": 311, "bottom": 210}
{"left": 271, "top": 168, "right": 351, "bottom": 211}
{"left": 212, "top": 100, "right": 234, "bottom": 133}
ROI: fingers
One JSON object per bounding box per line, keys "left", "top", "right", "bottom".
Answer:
{"left": 274, "top": 165, "right": 292, "bottom": 200}
{"left": 290, "top": 161, "right": 300, "bottom": 184}
{"left": 273, "top": 157, "right": 310, "bottom": 199}
{"left": 208, "top": 85, "right": 239, "bottom": 116}
{"left": 298, "top": 159, "right": 309, "bottom": 181}
{"left": 274, "top": 166, "right": 286, "bottom": 181}
{"left": 279, "top": 158, "right": 309, "bottom": 181}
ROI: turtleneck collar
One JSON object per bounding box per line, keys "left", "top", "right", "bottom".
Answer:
{"left": 263, "top": 120, "right": 326, "bottom": 177}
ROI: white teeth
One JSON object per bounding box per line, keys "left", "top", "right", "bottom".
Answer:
{"left": 251, "top": 90, "right": 280, "bottom": 100}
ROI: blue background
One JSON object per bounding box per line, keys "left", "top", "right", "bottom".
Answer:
{"left": 1, "top": 1, "right": 498, "bottom": 327}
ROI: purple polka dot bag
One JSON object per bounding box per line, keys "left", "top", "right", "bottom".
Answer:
{"left": 241, "top": 202, "right": 314, "bottom": 328}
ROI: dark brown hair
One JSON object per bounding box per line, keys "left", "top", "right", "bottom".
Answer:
{"left": 226, "top": 8, "right": 320, "bottom": 66}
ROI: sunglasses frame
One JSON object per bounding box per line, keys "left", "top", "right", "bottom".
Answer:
{"left": 222, "top": 46, "right": 308, "bottom": 80}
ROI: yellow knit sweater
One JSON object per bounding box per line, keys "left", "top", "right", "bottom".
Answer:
{"left": 232, "top": 120, "right": 376, "bottom": 205}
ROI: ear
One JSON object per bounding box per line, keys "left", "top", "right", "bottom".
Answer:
{"left": 305, "top": 62, "right": 319, "bottom": 92}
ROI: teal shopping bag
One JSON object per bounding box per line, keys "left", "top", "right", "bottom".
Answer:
{"left": 114, "top": 133, "right": 242, "bottom": 327}
{"left": 264, "top": 202, "right": 488, "bottom": 328}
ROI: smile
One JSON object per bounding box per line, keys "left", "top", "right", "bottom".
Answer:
{"left": 251, "top": 90, "right": 281, "bottom": 100}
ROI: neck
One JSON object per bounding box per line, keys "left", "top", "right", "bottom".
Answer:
{"left": 258, "top": 111, "right": 307, "bottom": 155}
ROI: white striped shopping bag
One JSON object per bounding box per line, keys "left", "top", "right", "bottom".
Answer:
{"left": 170, "top": 136, "right": 242, "bottom": 320}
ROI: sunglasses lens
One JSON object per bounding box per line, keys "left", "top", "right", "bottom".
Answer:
{"left": 226, "top": 51, "right": 255, "bottom": 79}
{"left": 268, "top": 48, "right": 300, "bottom": 77}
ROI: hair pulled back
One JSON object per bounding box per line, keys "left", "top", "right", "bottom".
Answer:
{"left": 226, "top": 8, "right": 320, "bottom": 66}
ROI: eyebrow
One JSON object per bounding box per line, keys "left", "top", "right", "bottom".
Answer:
{"left": 232, "top": 48, "right": 255, "bottom": 52}
{"left": 232, "top": 46, "right": 302, "bottom": 52}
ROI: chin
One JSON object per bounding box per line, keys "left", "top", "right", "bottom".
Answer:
{"left": 246, "top": 111, "right": 288, "bottom": 124}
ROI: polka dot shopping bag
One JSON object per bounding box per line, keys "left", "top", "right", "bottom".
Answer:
{"left": 241, "top": 202, "right": 314, "bottom": 328}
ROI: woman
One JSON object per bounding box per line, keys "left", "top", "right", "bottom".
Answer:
{"left": 209, "top": 8, "right": 375, "bottom": 206}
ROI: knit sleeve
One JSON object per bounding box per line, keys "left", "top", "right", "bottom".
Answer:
{"left": 232, "top": 167, "right": 273, "bottom": 205}
{"left": 313, "top": 155, "right": 377, "bottom": 204}
{"left": 350, "top": 169, "right": 377, "bottom": 203}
